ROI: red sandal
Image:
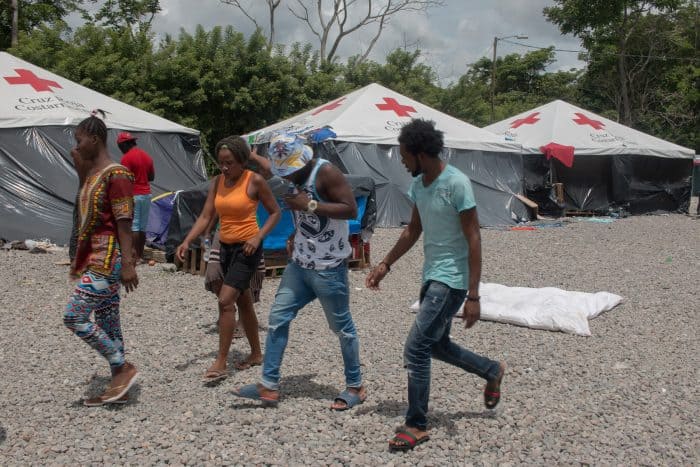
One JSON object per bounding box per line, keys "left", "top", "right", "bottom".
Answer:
{"left": 389, "top": 429, "right": 430, "bottom": 451}
{"left": 484, "top": 363, "right": 505, "bottom": 409}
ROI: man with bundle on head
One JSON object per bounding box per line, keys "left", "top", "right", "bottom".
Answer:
{"left": 365, "top": 119, "right": 506, "bottom": 451}
{"left": 117, "top": 132, "right": 155, "bottom": 264}
{"left": 234, "top": 132, "right": 366, "bottom": 410}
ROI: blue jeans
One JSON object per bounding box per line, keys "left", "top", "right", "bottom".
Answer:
{"left": 261, "top": 261, "right": 362, "bottom": 391}
{"left": 404, "top": 280, "right": 501, "bottom": 430}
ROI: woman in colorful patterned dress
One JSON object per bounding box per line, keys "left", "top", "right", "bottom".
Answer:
{"left": 177, "top": 136, "right": 281, "bottom": 383}
{"left": 64, "top": 111, "right": 139, "bottom": 406}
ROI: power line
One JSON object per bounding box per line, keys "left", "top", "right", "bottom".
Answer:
{"left": 500, "top": 39, "right": 700, "bottom": 62}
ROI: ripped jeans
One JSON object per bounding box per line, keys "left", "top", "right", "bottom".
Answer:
{"left": 404, "top": 280, "right": 501, "bottom": 430}
{"left": 261, "top": 261, "right": 362, "bottom": 391}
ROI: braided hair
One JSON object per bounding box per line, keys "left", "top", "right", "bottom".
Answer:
{"left": 215, "top": 136, "right": 250, "bottom": 165}
{"left": 76, "top": 109, "right": 108, "bottom": 143}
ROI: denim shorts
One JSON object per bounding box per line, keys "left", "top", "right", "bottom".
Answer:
{"left": 132, "top": 194, "right": 151, "bottom": 232}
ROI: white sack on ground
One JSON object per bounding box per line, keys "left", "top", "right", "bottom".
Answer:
{"left": 410, "top": 282, "right": 623, "bottom": 336}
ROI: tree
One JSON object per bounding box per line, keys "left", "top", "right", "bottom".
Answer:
{"left": 442, "top": 48, "right": 580, "bottom": 126}
{"left": 219, "top": 0, "right": 281, "bottom": 50}
{"left": 10, "top": 0, "right": 18, "bottom": 46}
{"left": 1, "top": 0, "right": 87, "bottom": 49}
{"left": 544, "top": 0, "right": 683, "bottom": 125}
{"left": 92, "top": 0, "right": 161, "bottom": 33}
{"left": 288, "top": 0, "right": 445, "bottom": 65}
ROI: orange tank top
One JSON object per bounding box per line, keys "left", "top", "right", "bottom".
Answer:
{"left": 215, "top": 170, "right": 259, "bottom": 244}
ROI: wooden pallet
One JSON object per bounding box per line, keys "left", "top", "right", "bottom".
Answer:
{"left": 180, "top": 246, "right": 206, "bottom": 276}
{"left": 265, "top": 240, "right": 370, "bottom": 279}
{"left": 565, "top": 210, "right": 597, "bottom": 217}
{"left": 264, "top": 252, "right": 288, "bottom": 278}
{"left": 143, "top": 247, "right": 167, "bottom": 263}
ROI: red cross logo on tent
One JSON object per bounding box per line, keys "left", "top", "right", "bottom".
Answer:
{"left": 3, "top": 68, "right": 62, "bottom": 92}
{"left": 312, "top": 97, "right": 346, "bottom": 115}
{"left": 572, "top": 112, "right": 605, "bottom": 130}
{"left": 510, "top": 112, "right": 540, "bottom": 129}
{"left": 375, "top": 97, "right": 416, "bottom": 117}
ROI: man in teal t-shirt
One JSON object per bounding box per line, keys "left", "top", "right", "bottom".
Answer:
{"left": 366, "top": 119, "right": 505, "bottom": 452}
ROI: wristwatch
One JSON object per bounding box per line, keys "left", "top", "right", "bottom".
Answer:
{"left": 306, "top": 199, "right": 318, "bottom": 213}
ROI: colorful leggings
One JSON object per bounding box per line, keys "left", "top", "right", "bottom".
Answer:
{"left": 63, "top": 262, "right": 125, "bottom": 369}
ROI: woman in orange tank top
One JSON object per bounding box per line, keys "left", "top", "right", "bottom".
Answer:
{"left": 177, "top": 136, "right": 281, "bottom": 382}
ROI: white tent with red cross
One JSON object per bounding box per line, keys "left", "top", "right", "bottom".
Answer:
{"left": 483, "top": 100, "right": 695, "bottom": 214}
{"left": 0, "top": 51, "right": 206, "bottom": 243}
{"left": 246, "top": 83, "right": 530, "bottom": 227}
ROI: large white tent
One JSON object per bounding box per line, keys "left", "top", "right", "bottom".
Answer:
{"left": 0, "top": 52, "right": 207, "bottom": 243}
{"left": 484, "top": 100, "right": 695, "bottom": 213}
{"left": 247, "top": 83, "right": 530, "bottom": 226}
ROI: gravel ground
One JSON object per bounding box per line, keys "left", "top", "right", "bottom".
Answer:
{"left": 0, "top": 214, "right": 698, "bottom": 465}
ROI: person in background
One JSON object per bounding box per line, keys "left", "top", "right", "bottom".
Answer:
{"left": 64, "top": 110, "right": 139, "bottom": 406}
{"left": 233, "top": 132, "right": 366, "bottom": 410}
{"left": 177, "top": 136, "right": 281, "bottom": 382}
{"left": 365, "top": 119, "right": 505, "bottom": 451}
{"left": 117, "top": 132, "right": 155, "bottom": 264}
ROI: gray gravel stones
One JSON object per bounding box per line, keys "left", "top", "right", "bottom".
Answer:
{"left": 0, "top": 214, "right": 698, "bottom": 465}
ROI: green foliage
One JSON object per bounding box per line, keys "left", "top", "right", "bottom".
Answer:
{"left": 546, "top": 0, "right": 698, "bottom": 150}
{"left": 5, "top": 0, "right": 696, "bottom": 165}
{"left": 441, "top": 48, "right": 580, "bottom": 126}
{"left": 0, "top": 0, "right": 87, "bottom": 50}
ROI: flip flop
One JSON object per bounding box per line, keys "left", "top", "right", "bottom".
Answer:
{"left": 102, "top": 367, "right": 138, "bottom": 403}
{"left": 232, "top": 383, "right": 279, "bottom": 407}
{"left": 330, "top": 388, "right": 366, "bottom": 411}
{"left": 202, "top": 369, "right": 228, "bottom": 384}
{"left": 83, "top": 393, "right": 129, "bottom": 407}
{"left": 389, "top": 429, "right": 430, "bottom": 452}
{"left": 484, "top": 364, "right": 506, "bottom": 410}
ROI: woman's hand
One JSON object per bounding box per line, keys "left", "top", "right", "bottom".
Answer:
{"left": 176, "top": 241, "right": 190, "bottom": 262}
{"left": 243, "top": 235, "right": 261, "bottom": 256}
{"left": 120, "top": 261, "right": 139, "bottom": 293}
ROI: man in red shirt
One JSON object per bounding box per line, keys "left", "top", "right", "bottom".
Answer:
{"left": 117, "top": 132, "right": 155, "bottom": 263}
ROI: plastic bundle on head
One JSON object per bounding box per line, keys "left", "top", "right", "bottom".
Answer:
{"left": 268, "top": 131, "right": 313, "bottom": 177}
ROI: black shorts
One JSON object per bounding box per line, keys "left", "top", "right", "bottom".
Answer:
{"left": 219, "top": 241, "right": 264, "bottom": 292}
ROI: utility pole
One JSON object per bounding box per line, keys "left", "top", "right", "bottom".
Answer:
{"left": 11, "top": 0, "right": 19, "bottom": 47}
{"left": 490, "top": 34, "right": 528, "bottom": 123}
{"left": 491, "top": 36, "right": 498, "bottom": 123}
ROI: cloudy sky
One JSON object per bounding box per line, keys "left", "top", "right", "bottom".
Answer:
{"left": 146, "top": 0, "right": 585, "bottom": 85}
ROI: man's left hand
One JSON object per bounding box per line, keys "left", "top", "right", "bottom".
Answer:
{"left": 462, "top": 300, "right": 480, "bottom": 329}
{"left": 283, "top": 191, "right": 312, "bottom": 212}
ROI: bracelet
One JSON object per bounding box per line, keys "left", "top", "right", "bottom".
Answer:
{"left": 378, "top": 261, "right": 391, "bottom": 272}
{"left": 466, "top": 295, "right": 481, "bottom": 302}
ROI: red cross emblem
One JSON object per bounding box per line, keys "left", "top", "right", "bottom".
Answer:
{"left": 510, "top": 112, "right": 540, "bottom": 129}
{"left": 572, "top": 112, "right": 605, "bottom": 130}
{"left": 312, "top": 97, "right": 346, "bottom": 115}
{"left": 3, "top": 68, "right": 62, "bottom": 92}
{"left": 375, "top": 97, "right": 416, "bottom": 117}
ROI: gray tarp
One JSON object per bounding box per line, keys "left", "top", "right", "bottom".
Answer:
{"left": 318, "top": 141, "right": 529, "bottom": 227}
{"left": 523, "top": 153, "right": 692, "bottom": 213}
{"left": 0, "top": 126, "right": 206, "bottom": 243}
